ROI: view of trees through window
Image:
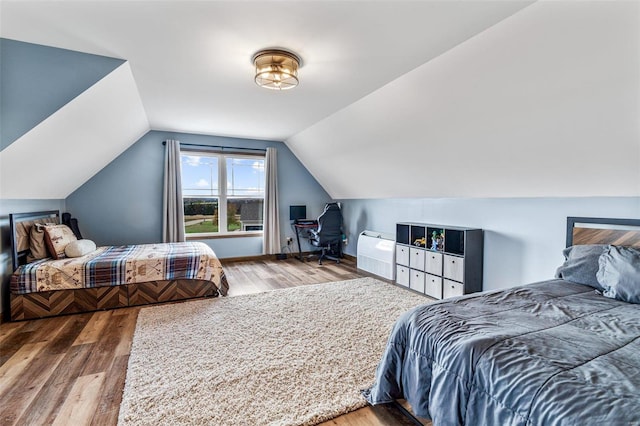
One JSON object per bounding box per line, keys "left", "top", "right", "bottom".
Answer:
{"left": 181, "top": 152, "right": 265, "bottom": 234}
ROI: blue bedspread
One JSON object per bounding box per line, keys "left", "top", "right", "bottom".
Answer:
{"left": 363, "top": 280, "right": 640, "bottom": 425}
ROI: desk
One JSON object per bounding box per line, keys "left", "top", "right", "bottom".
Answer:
{"left": 293, "top": 221, "right": 318, "bottom": 261}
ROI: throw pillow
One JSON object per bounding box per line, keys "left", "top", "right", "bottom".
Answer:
{"left": 43, "top": 224, "right": 78, "bottom": 260}
{"left": 64, "top": 239, "right": 97, "bottom": 258}
{"left": 27, "top": 223, "right": 54, "bottom": 262}
{"left": 597, "top": 246, "right": 640, "bottom": 304}
{"left": 555, "top": 244, "right": 609, "bottom": 291}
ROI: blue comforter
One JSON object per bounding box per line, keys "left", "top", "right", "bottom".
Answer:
{"left": 363, "top": 280, "right": 640, "bottom": 425}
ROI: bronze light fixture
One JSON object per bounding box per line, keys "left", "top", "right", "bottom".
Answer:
{"left": 252, "top": 49, "right": 301, "bottom": 90}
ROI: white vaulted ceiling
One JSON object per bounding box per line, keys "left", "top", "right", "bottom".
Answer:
{"left": 1, "top": 1, "right": 638, "bottom": 200}
{"left": 0, "top": 1, "right": 533, "bottom": 141}
{"left": 287, "top": 1, "right": 640, "bottom": 198}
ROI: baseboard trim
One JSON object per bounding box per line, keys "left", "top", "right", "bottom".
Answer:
{"left": 221, "top": 252, "right": 357, "bottom": 264}
{"left": 355, "top": 269, "right": 394, "bottom": 283}
{"left": 220, "top": 254, "right": 273, "bottom": 263}
{"left": 220, "top": 252, "right": 313, "bottom": 263}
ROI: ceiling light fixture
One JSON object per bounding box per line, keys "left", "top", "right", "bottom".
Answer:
{"left": 252, "top": 49, "right": 301, "bottom": 90}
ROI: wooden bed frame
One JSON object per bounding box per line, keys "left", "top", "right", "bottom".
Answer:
{"left": 8, "top": 210, "right": 225, "bottom": 321}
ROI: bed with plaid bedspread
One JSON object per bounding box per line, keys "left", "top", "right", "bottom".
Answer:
{"left": 11, "top": 241, "right": 227, "bottom": 295}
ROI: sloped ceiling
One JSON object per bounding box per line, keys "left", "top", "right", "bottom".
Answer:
{"left": 0, "top": 62, "right": 149, "bottom": 198}
{"left": 288, "top": 1, "right": 640, "bottom": 198}
{"left": 0, "top": 1, "right": 534, "bottom": 142}
{"left": 1, "top": 1, "right": 638, "bottom": 201}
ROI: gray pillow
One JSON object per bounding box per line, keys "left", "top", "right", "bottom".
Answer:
{"left": 597, "top": 246, "right": 640, "bottom": 304}
{"left": 555, "top": 244, "right": 609, "bottom": 290}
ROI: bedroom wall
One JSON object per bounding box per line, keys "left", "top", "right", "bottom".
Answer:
{"left": 65, "top": 130, "right": 331, "bottom": 258}
{"left": 0, "top": 199, "right": 66, "bottom": 318}
{"left": 339, "top": 196, "right": 639, "bottom": 291}
{"left": 0, "top": 38, "right": 124, "bottom": 149}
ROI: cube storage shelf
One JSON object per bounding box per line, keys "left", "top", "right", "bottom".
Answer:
{"left": 395, "top": 222, "right": 483, "bottom": 299}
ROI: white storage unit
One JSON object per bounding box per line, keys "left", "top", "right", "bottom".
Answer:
{"left": 425, "top": 274, "right": 443, "bottom": 299}
{"left": 425, "top": 252, "right": 443, "bottom": 276}
{"left": 409, "top": 270, "right": 426, "bottom": 293}
{"left": 396, "top": 244, "right": 410, "bottom": 267}
{"left": 443, "top": 254, "right": 465, "bottom": 283}
{"left": 395, "top": 222, "right": 483, "bottom": 300}
{"left": 396, "top": 265, "right": 410, "bottom": 287}
{"left": 443, "top": 279, "right": 464, "bottom": 299}
{"left": 409, "top": 247, "right": 425, "bottom": 270}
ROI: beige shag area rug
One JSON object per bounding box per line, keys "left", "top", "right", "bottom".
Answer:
{"left": 118, "top": 277, "right": 428, "bottom": 426}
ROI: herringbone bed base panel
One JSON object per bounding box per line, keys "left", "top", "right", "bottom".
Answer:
{"left": 128, "top": 280, "right": 217, "bottom": 306}
{"left": 10, "top": 279, "right": 218, "bottom": 321}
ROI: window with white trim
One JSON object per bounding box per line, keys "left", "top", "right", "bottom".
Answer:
{"left": 181, "top": 151, "right": 265, "bottom": 236}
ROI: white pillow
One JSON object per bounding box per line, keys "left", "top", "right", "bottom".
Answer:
{"left": 64, "top": 239, "right": 97, "bottom": 258}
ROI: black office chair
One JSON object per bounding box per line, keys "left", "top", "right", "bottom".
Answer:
{"left": 309, "top": 203, "right": 343, "bottom": 265}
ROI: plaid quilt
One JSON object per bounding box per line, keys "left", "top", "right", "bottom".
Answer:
{"left": 11, "top": 242, "right": 226, "bottom": 294}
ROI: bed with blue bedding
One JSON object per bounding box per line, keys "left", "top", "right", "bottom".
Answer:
{"left": 364, "top": 217, "right": 640, "bottom": 425}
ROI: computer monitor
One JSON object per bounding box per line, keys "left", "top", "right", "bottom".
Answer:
{"left": 289, "top": 205, "right": 307, "bottom": 221}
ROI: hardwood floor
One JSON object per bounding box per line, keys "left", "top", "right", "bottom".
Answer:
{"left": 1, "top": 256, "right": 429, "bottom": 425}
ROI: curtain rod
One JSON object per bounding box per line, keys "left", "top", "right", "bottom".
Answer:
{"left": 162, "top": 141, "right": 266, "bottom": 152}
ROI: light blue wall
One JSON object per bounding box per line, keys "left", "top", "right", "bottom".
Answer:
{"left": 0, "top": 38, "right": 124, "bottom": 149}
{"left": 0, "top": 39, "right": 121, "bottom": 317}
{"left": 65, "top": 130, "right": 332, "bottom": 258}
{"left": 338, "top": 197, "right": 640, "bottom": 291}
{"left": 0, "top": 199, "right": 66, "bottom": 317}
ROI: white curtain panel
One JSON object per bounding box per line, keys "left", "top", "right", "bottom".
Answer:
{"left": 162, "top": 139, "right": 186, "bottom": 243}
{"left": 263, "top": 147, "right": 281, "bottom": 254}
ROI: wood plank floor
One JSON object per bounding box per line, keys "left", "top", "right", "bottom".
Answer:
{"left": 1, "top": 256, "right": 429, "bottom": 425}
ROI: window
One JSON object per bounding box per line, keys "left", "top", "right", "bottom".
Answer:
{"left": 181, "top": 151, "right": 265, "bottom": 236}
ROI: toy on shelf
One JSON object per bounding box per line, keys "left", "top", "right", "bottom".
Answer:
{"left": 431, "top": 230, "right": 444, "bottom": 251}
{"left": 413, "top": 237, "right": 426, "bottom": 247}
